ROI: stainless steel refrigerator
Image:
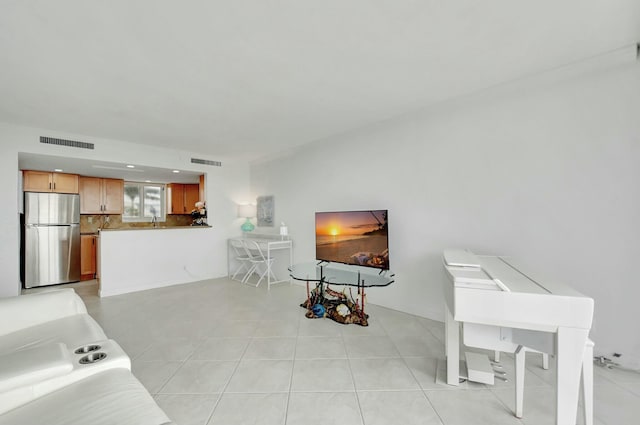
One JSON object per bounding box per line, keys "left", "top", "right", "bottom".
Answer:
{"left": 23, "top": 192, "right": 81, "bottom": 288}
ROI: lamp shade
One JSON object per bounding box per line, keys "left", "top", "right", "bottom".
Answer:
{"left": 237, "top": 204, "right": 256, "bottom": 218}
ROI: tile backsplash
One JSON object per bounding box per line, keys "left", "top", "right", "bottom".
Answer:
{"left": 80, "top": 214, "right": 193, "bottom": 233}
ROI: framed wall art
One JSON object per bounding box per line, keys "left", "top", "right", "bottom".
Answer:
{"left": 256, "top": 195, "right": 274, "bottom": 227}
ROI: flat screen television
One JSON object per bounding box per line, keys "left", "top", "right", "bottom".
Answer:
{"left": 315, "top": 210, "right": 389, "bottom": 270}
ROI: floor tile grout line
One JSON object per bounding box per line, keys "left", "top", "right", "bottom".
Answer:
{"left": 486, "top": 387, "right": 526, "bottom": 425}
{"left": 150, "top": 336, "right": 209, "bottom": 395}
{"left": 594, "top": 367, "right": 640, "bottom": 399}
{"left": 154, "top": 392, "right": 220, "bottom": 425}
{"left": 130, "top": 341, "right": 155, "bottom": 362}
{"left": 418, "top": 389, "right": 447, "bottom": 425}
{"left": 201, "top": 331, "right": 254, "bottom": 425}
{"left": 283, "top": 319, "right": 303, "bottom": 425}
{"left": 152, "top": 359, "right": 189, "bottom": 395}
{"left": 341, "top": 323, "right": 366, "bottom": 425}
{"left": 392, "top": 330, "right": 450, "bottom": 424}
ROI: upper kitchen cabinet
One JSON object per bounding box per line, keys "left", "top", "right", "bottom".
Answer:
{"left": 185, "top": 184, "right": 200, "bottom": 213}
{"left": 79, "top": 177, "right": 124, "bottom": 214}
{"left": 167, "top": 183, "right": 199, "bottom": 214}
{"left": 23, "top": 170, "right": 79, "bottom": 194}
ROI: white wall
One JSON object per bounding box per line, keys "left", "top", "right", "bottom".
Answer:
{"left": 0, "top": 122, "right": 251, "bottom": 297}
{"left": 251, "top": 63, "right": 640, "bottom": 368}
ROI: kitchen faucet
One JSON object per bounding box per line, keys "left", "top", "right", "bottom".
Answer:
{"left": 151, "top": 215, "right": 158, "bottom": 228}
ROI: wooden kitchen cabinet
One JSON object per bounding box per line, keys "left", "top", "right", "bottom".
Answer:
{"left": 23, "top": 170, "right": 79, "bottom": 193}
{"left": 168, "top": 184, "right": 185, "bottom": 215}
{"left": 79, "top": 177, "right": 124, "bottom": 214}
{"left": 167, "top": 183, "right": 200, "bottom": 214}
{"left": 199, "top": 174, "right": 205, "bottom": 204}
{"left": 80, "top": 234, "right": 97, "bottom": 280}
{"left": 185, "top": 184, "right": 200, "bottom": 212}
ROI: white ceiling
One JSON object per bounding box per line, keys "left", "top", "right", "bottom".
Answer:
{"left": 1, "top": 1, "right": 639, "bottom": 162}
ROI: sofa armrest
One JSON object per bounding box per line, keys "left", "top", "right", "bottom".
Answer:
{"left": 0, "top": 289, "right": 87, "bottom": 337}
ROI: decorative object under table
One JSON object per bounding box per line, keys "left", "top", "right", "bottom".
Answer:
{"left": 289, "top": 261, "right": 394, "bottom": 326}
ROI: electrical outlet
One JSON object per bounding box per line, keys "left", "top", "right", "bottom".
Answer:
{"left": 88, "top": 216, "right": 93, "bottom": 223}
{"left": 104, "top": 216, "right": 110, "bottom": 223}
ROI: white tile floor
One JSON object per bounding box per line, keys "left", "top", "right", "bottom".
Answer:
{"left": 59, "top": 278, "right": 640, "bottom": 425}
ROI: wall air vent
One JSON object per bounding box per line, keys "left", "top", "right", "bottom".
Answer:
{"left": 191, "top": 158, "right": 222, "bottom": 167}
{"left": 40, "top": 136, "right": 94, "bottom": 150}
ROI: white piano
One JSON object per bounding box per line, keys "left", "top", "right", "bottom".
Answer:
{"left": 443, "top": 249, "right": 594, "bottom": 425}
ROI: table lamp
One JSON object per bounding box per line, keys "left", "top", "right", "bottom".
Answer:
{"left": 237, "top": 204, "right": 256, "bottom": 232}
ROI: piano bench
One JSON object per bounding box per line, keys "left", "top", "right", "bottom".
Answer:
{"left": 515, "top": 338, "right": 594, "bottom": 425}
{"left": 493, "top": 349, "right": 548, "bottom": 368}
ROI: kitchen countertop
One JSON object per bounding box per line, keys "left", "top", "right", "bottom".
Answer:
{"left": 98, "top": 225, "right": 211, "bottom": 232}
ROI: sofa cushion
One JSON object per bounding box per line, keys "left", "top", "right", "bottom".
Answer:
{"left": 0, "top": 314, "right": 106, "bottom": 356}
{"left": 0, "top": 369, "right": 172, "bottom": 425}
{"left": 0, "top": 343, "right": 73, "bottom": 393}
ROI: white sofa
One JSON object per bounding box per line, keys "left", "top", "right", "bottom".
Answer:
{"left": 0, "top": 288, "right": 106, "bottom": 355}
{"left": 0, "top": 289, "right": 172, "bottom": 425}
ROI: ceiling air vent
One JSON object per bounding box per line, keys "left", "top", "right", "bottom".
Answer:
{"left": 191, "top": 158, "right": 222, "bottom": 167}
{"left": 40, "top": 136, "right": 94, "bottom": 150}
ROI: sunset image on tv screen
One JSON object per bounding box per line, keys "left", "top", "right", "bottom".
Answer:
{"left": 315, "top": 210, "right": 389, "bottom": 270}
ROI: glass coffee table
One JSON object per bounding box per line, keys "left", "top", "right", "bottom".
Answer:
{"left": 289, "top": 261, "right": 395, "bottom": 326}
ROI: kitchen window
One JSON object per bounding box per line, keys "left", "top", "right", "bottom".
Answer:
{"left": 123, "top": 182, "right": 166, "bottom": 222}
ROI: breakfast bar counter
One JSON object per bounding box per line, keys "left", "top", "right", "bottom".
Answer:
{"left": 98, "top": 226, "right": 214, "bottom": 297}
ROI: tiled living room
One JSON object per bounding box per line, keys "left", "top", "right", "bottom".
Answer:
{"left": 1, "top": 2, "right": 639, "bottom": 425}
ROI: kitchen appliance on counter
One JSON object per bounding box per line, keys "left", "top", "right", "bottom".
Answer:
{"left": 23, "top": 192, "right": 81, "bottom": 288}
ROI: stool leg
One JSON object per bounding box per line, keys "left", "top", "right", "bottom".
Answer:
{"left": 515, "top": 345, "right": 525, "bottom": 418}
{"left": 582, "top": 340, "right": 594, "bottom": 425}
